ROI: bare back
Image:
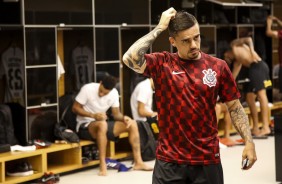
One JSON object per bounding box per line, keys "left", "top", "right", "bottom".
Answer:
{"left": 232, "top": 44, "right": 261, "bottom": 67}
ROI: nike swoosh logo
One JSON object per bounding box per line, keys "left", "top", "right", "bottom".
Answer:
{"left": 172, "top": 71, "right": 185, "bottom": 75}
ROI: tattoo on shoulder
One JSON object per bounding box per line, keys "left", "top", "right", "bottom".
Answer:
{"left": 123, "top": 27, "right": 163, "bottom": 72}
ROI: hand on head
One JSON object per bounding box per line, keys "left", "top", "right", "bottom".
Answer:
{"left": 158, "top": 7, "right": 177, "bottom": 31}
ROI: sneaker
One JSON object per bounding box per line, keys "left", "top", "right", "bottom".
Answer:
{"left": 40, "top": 172, "right": 60, "bottom": 184}
{"left": 32, "top": 139, "right": 52, "bottom": 149}
{"left": 7, "top": 161, "right": 33, "bottom": 176}
{"left": 36, "top": 172, "right": 60, "bottom": 183}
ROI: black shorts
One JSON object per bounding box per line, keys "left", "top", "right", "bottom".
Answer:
{"left": 152, "top": 159, "right": 224, "bottom": 184}
{"left": 243, "top": 61, "right": 272, "bottom": 93}
{"left": 77, "top": 121, "right": 119, "bottom": 142}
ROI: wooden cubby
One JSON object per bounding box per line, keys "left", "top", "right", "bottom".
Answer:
{"left": 1, "top": 0, "right": 282, "bottom": 183}
{"left": 0, "top": 140, "right": 118, "bottom": 184}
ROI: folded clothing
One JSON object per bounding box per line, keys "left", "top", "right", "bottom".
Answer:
{"left": 10, "top": 145, "right": 36, "bottom": 152}
{"left": 106, "top": 158, "right": 132, "bottom": 172}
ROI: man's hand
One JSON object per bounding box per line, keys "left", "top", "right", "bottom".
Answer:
{"left": 151, "top": 112, "right": 158, "bottom": 118}
{"left": 157, "top": 7, "right": 177, "bottom": 31}
{"left": 250, "top": 50, "right": 261, "bottom": 63}
{"left": 94, "top": 113, "right": 107, "bottom": 121}
{"left": 123, "top": 116, "right": 134, "bottom": 128}
{"left": 241, "top": 142, "right": 257, "bottom": 170}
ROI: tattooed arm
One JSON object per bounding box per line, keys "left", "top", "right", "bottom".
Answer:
{"left": 122, "top": 7, "right": 177, "bottom": 74}
{"left": 225, "top": 99, "right": 257, "bottom": 170}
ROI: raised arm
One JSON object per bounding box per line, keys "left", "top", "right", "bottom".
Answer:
{"left": 266, "top": 15, "right": 280, "bottom": 39}
{"left": 275, "top": 16, "right": 282, "bottom": 27}
{"left": 225, "top": 99, "right": 257, "bottom": 170}
{"left": 122, "top": 7, "right": 176, "bottom": 74}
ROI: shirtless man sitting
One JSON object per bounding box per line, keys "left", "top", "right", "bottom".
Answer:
{"left": 224, "top": 37, "right": 272, "bottom": 137}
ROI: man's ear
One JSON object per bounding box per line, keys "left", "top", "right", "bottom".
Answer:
{"left": 169, "top": 37, "right": 176, "bottom": 47}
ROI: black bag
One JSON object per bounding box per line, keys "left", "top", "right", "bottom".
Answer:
{"left": 30, "top": 111, "right": 57, "bottom": 142}
{"left": 0, "top": 144, "right": 11, "bottom": 153}
{"left": 0, "top": 104, "right": 19, "bottom": 145}
{"left": 54, "top": 96, "right": 80, "bottom": 143}
{"left": 137, "top": 120, "right": 157, "bottom": 161}
{"left": 146, "top": 116, "right": 159, "bottom": 140}
{"left": 59, "top": 93, "right": 77, "bottom": 132}
{"left": 54, "top": 123, "right": 80, "bottom": 143}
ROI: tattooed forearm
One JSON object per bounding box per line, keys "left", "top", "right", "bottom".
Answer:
{"left": 228, "top": 101, "right": 254, "bottom": 144}
{"left": 122, "top": 26, "right": 164, "bottom": 73}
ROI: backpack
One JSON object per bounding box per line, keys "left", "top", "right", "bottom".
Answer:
{"left": 30, "top": 111, "right": 57, "bottom": 142}
{"left": 55, "top": 94, "right": 80, "bottom": 143}
{"left": 137, "top": 120, "right": 157, "bottom": 161}
{"left": 54, "top": 123, "right": 80, "bottom": 143}
{"left": 146, "top": 116, "right": 159, "bottom": 140}
{"left": 59, "top": 93, "right": 77, "bottom": 132}
{"left": 0, "top": 104, "right": 19, "bottom": 145}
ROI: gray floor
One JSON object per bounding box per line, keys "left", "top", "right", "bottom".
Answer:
{"left": 60, "top": 135, "right": 281, "bottom": 184}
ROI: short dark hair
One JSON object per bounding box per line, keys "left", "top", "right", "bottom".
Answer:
{"left": 168, "top": 11, "right": 198, "bottom": 37}
{"left": 101, "top": 75, "right": 117, "bottom": 90}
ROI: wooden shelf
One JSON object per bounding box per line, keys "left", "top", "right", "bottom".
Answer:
{"left": 0, "top": 140, "right": 131, "bottom": 184}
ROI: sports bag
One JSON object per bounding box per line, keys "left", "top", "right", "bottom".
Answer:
{"left": 59, "top": 93, "right": 77, "bottom": 132}
{"left": 30, "top": 111, "right": 57, "bottom": 142}
{"left": 137, "top": 120, "right": 157, "bottom": 161}
{"left": 54, "top": 123, "right": 80, "bottom": 143}
{"left": 146, "top": 116, "right": 159, "bottom": 140}
{"left": 0, "top": 104, "right": 19, "bottom": 145}
{"left": 54, "top": 96, "right": 80, "bottom": 143}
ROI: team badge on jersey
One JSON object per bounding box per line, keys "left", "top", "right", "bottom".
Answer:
{"left": 202, "top": 69, "right": 217, "bottom": 87}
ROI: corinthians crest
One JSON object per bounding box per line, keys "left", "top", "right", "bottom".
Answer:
{"left": 202, "top": 69, "right": 217, "bottom": 87}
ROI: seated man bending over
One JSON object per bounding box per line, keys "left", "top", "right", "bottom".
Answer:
{"left": 72, "top": 75, "right": 153, "bottom": 176}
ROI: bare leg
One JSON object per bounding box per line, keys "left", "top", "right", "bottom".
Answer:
{"left": 112, "top": 121, "right": 153, "bottom": 171}
{"left": 88, "top": 121, "right": 108, "bottom": 176}
{"left": 216, "top": 103, "right": 232, "bottom": 138}
{"left": 223, "top": 108, "right": 232, "bottom": 138}
{"left": 215, "top": 103, "right": 222, "bottom": 123}
{"left": 217, "top": 103, "right": 237, "bottom": 146}
{"left": 246, "top": 92, "right": 260, "bottom": 135}
{"left": 257, "top": 89, "right": 271, "bottom": 135}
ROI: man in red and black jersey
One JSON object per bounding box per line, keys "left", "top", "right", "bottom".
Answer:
{"left": 123, "top": 7, "right": 257, "bottom": 184}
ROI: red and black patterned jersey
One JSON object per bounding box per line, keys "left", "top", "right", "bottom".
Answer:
{"left": 143, "top": 51, "right": 240, "bottom": 165}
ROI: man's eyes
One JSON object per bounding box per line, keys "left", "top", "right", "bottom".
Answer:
{"left": 182, "top": 36, "right": 200, "bottom": 44}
